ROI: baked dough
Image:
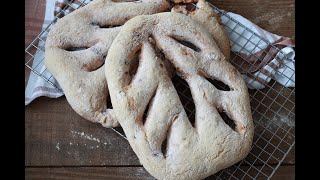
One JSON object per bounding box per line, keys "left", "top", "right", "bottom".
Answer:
{"left": 171, "top": 0, "right": 230, "bottom": 60}
{"left": 106, "top": 12, "right": 254, "bottom": 180}
{"left": 45, "top": 0, "right": 170, "bottom": 127}
{"left": 45, "top": 0, "right": 230, "bottom": 128}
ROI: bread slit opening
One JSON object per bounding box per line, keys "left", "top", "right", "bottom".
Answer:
{"left": 170, "top": 36, "right": 201, "bottom": 52}
{"left": 172, "top": 75, "right": 195, "bottom": 127}
{"left": 218, "top": 110, "right": 236, "bottom": 132}
{"left": 90, "top": 21, "right": 124, "bottom": 29}
{"left": 142, "top": 85, "right": 158, "bottom": 126}
{"left": 97, "top": 24, "right": 122, "bottom": 28}
{"left": 149, "top": 35, "right": 176, "bottom": 77}
{"left": 126, "top": 49, "right": 141, "bottom": 84}
{"left": 65, "top": 47, "right": 89, "bottom": 51}
{"left": 107, "top": 94, "right": 113, "bottom": 109}
{"left": 142, "top": 100, "right": 150, "bottom": 126}
{"left": 161, "top": 136, "right": 168, "bottom": 157}
{"left": 205, "top": 77, "right": 231, "bottom": 91}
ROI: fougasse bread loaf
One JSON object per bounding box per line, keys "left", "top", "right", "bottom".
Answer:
{"left": 45, "top": 0, "right": 170, "bottom": 128}
{"left": 105, "top": 12, "right": 254, "bottom": 180}
{"left": 45, "top": 0, "right": 231, "bottom": 129}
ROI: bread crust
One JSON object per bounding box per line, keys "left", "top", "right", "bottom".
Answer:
{"left": 105, "top": 12, "right": 254, "bottom": 180}
{"left": 45, "top": 0, "right": 170, "bottom": 127}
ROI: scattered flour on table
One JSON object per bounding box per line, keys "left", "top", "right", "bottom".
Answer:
{"left": 134, "top": 167, "right": 147, "bottom": 176}
{"left": 56, "top": 143, "right": 60, "bottom": 150}
{"left": 277, "top": 114, "right": 295, "bottom": 127}
{"left": 70, "top": 130, "right": 110, "bottom": 147}
{"left": 71, "top": 131, "right": 101, "bottom": 143}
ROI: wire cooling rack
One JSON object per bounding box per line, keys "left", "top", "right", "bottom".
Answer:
{"left": 25, "top": 0, "right": 295, "bottom": 179}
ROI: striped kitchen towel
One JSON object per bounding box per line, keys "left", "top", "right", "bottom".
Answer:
{"left": 25, "top": 0, "right": 295, "bottom": 105}
{"left": 25, "top": 0, "right": 91, "bottom": 105}
{"left": 220, "top": 11, "right": 295, "bottom": 89}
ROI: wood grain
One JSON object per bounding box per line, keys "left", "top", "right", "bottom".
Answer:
{"left": 25, "top": 167, "right": 154, "bottom": 180}
{"left": 25, "top": 96, "right": 294, "bottom": 166}
{"left": 25, "top": 0, "right": 46, "bottom": 88}
{"left": 209, "top": 0, "right": 295, "bottom": 39}
{"left": 25, "top": 97, "right": 140, "bottom": 166}
{"left": 25, "top": 0, "right": 46, "bottom": 47}
{"left": 25, "top": 166, "right": 294, "bottom": 180}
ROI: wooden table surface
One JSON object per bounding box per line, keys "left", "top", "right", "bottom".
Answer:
{"left": 25, "top": 0, "right": 295, "bottom": 179}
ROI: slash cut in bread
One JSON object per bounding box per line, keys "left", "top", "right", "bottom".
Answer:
{"left": 172, "top": 0, "right": 230, "bottom": 60}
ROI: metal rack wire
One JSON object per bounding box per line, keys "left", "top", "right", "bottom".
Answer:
{"left": 25, "top": 0, "right": 295, "bottom": 179}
